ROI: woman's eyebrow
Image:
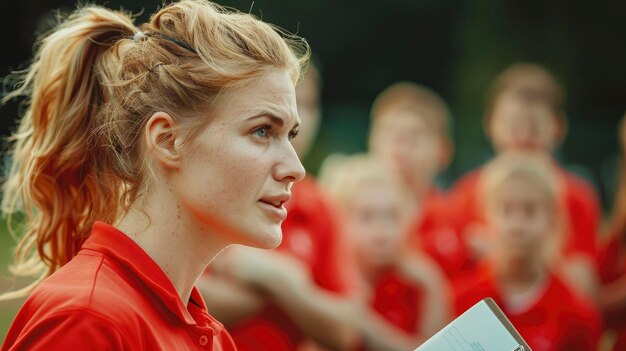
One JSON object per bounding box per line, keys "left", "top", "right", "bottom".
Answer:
{"left": 246, "top": 113, "right": 285, "bottom": 127}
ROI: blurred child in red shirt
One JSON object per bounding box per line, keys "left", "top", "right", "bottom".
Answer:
{"left": 455, "top": 153, "right": 602, "bottom": 351}
{"left": 368, "top": 82, "right": 472, "bottom": 284}
{"left": 448, "top": 63, "right": 601, "bottom": 297}
{"left": 320, "top": 154, "right": 451, "bottom": 350}
{"left": 597, "top": 114, "right": 626, "bottom": 350}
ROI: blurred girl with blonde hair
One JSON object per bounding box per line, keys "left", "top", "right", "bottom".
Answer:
{"left": 320, "top": 154, "right": 451, "bottom": 350}
{"left": 454, "top": 153, "right": 601, "bottom": 351}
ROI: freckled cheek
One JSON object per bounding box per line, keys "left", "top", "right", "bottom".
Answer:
{"left": 178, "top": 143, "right": 239, "bottom": 208}
{"left": 214, "top": 147, "right": 274, "bottom": 205}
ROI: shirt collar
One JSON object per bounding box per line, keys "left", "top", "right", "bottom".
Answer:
{"left": 81, "top": 221, "right": 223, "bottom": 331}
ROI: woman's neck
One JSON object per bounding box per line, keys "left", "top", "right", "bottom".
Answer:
{"left": 116, "top": 188, "right": 227, "bottom": 305}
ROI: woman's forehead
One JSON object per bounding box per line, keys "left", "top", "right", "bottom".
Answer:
{"left": 219, "top": 70, "right": 298, "bottom": 122}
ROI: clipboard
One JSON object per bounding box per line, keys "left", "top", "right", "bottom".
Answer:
{"left": 415, "top": 297, "right": 531, "bottom": 351}
{"left": 483, "top": 298, "right": 530, "bottom": 351}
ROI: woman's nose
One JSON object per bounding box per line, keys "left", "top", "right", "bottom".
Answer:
{"left": 274, "top": 141, "right": 306, "bottom": 183}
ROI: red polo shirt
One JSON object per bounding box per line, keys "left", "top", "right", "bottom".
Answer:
{"left": 1, "top": 222, "right": 236, "bottom": 351}
{"left": 227, "top": 176, "right": 356, "bottom": 351}
{"left": 368, "top": 271, "right": 422, "bottom": 334}
{"left": 447, "top": 165, "right": 600, "bottom": 259}
{"left": 408, "top": 188, "right": 475, "bottom": 286}
{"left": 454, "top": 265, "right": 602, "bottom": 351}
{"left": 360, "top": 268, "right": 423, "bottom": 351}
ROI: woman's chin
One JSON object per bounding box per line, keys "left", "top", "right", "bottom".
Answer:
{"left": 244, "top": 227, "right": 283, "bottom": 250}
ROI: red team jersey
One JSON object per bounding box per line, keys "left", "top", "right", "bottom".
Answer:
{"left": 1, "top": 222, "right": 236, "bottom": 351}
{"left": 408, "top": 188, "right": 475, "bottom": 284}
{"left": 455, "top": 266, "right": 602, "bottom": 351}
{"left": 447, "top": 165, "right": 601, "bottom": 259}
{"left": 356, "top": 268, "right": 423, "bottom": 351}
{"left": 227, "top": 176, "right": 355, "bottom": 351}
{"left": 368, "top": 270, "right": 422, "bottom": 333}
{"left": 597, "top": 234, "right": 626, "bottom": 350}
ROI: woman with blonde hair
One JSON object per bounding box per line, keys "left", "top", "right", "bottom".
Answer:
{"left": 0, "top": 0, "right": 308, "bottom": 349}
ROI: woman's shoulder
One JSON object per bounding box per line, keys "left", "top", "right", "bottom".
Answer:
{"left": 24, "top": 250, "right": 147, "bottom": 324}
{"left": 2, "top": 248, "right": 163, "bottom": 348}
{"left": 2, "top": 304, "right": 129, "bottom": 350}
{"left": 3, "top": 252, "right": 137, "bottom": 350}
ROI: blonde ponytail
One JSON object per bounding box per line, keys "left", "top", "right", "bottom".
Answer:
{"left": 2, "top": 0, "right": 309, "bottom": 300}
{"left": 1, "top": 6, "right": 137, "bottom": 300}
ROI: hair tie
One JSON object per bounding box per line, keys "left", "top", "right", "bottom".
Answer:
{"left": 151, "top": 33, "right": 197, "bottom": 55}
{"left": 132, "top": 30, "right": 144, "bottom": 43}
{"left": 130, "top": 31, "right": 197, "bottom": 55}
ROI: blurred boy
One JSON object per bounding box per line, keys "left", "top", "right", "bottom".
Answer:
{"left": 368, "top": 82, "right": 472, "bottom": 284}
{"left": 455, "top": 153, "right": 601, "bottom": 351}
{"left": 448, "top": 63, "right": 601, "bottom": 297}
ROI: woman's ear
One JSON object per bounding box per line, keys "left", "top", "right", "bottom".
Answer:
{"left": 145, "top": 112, "right": 182, "bottom": 169}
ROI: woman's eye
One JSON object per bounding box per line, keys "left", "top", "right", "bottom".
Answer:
{"left": 288, "top": 129, "right": 299, "bottom": 141}
{"left": 253, "top": 126, "right": 271, "bottom": 139}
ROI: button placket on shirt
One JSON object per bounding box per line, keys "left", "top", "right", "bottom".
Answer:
{"left": 195, "top": 322, "right": 218, "bottom": 349}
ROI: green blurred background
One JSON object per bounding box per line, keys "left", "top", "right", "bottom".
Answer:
{"left": 1, "top": 0, "right": 625, "bottom": 341}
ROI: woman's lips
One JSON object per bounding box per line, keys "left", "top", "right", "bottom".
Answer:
{"left": 258, "top": 200, "right": 288, "bottom": 221}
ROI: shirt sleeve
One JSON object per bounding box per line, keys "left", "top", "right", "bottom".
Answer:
{"left": 563, "top": 174, "right": 601, "bottom": 258}
{"left": 3, "top": 309, "right": 127, "bottom": 351}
